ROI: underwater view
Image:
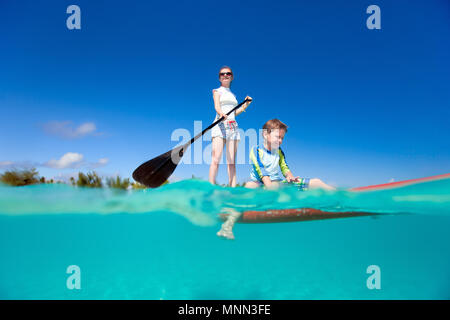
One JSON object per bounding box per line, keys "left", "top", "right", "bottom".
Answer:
{"left": 1, "top": 177, "right": 449, "bottom": 299}
{"left": 2, "top": 0, "right": 450, "bottom": 308}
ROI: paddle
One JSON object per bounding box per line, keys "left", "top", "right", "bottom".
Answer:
{"left": 132, "top": 98, "right": 251, "bottom": 188}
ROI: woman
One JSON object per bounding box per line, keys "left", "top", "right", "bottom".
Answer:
{"left": 209, "top": 66, "right": 252, "bottom": 187}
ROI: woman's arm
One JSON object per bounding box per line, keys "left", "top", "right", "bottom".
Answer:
{"left": 213, "top": 90, "right": 227, "bottom": 119}
{"left": 235, "top": 105, "right": 246, "bottom": 116}
{"left": 235, "top": 96, "right": 252, "bottom": 116}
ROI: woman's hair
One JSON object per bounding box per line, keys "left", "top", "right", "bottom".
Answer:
{"left": 263, "top": 119, "right": 288, "bottom": 134}
{"left": 218, "top": 65, "right": 233, "bottom": 77}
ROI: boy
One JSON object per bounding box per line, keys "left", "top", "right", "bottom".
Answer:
{"left": 217, "top": 119, "right": 335, "bottom": 240}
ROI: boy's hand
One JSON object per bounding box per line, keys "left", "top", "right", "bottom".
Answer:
{"left": 286, "top": 176, "right": 300, "bottom": 183}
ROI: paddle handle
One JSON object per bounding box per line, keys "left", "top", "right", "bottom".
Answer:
{"left": 187, "top": 99, "right": 250, "bottom": 146}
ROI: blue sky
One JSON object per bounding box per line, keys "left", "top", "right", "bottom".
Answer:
{"left": 0, "top": 0, "right": 449, "bottom": 187}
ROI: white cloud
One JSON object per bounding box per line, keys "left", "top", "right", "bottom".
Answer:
{"left": 388, "top": 178, "right": 395, "bottom": 183}
{"left": 0, "top": 161, "right": 37, "bottom": 170}
{"left": 0, "top": 161, "right": 14, "bottom": 169}
{"left": 1, "top": 155, "right": 109, "bottom": 172}
{"left": 88, "top": 157, "right": 109, "bottom": 169}
{"left": 98, "top": 158, "right": 109, "bottom": 165}
{"left": 49, "top": 172, "right": 79, "bottom": 183}
{"left": 43, "top": 121, "right": 99, "bottom": 139}
{"left": 76, "top": 122, "right": 96, "bottom": 136}
{"left": 44, "top": 152, "right": 84, "bottom": 169}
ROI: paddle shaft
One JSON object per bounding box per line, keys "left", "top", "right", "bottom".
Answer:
{"left": 148, "top": 99, "right": 250, "bottom": 176}
{"left": 186, "top": 98, "right": 250, "bottom": 147}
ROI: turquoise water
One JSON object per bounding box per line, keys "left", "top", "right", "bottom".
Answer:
{"left": 0, "top": 178, "right": 450, "bottom": 299}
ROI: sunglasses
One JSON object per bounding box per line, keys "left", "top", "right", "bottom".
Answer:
{"left": 219, "top": 72, "right": 233, "bottom": 77}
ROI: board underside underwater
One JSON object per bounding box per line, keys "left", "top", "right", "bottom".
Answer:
{"left": 219, "top": 173, "right": 450, "bottom": 223}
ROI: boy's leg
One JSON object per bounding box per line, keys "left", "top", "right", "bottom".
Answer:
{"left": 309, "top": 178, "right": 336, "bottom": 190}
{"left": 244, "top": 181, "right": 261, "bottom": 188}
{"left": 269, "top": 180, "right": 281, "bottom": 189}
{"left": 245, "top": 180, "right": 281, "bottom": 189}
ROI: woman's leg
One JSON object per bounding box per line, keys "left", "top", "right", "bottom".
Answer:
{"left": 217, "top": 207, "right": 242, "bottom": 240}
{"left": 225, "top": 139, "right": 239, "bottom": 187}
{"left": 209, "top": 137, "right": 225, "bottom": 184}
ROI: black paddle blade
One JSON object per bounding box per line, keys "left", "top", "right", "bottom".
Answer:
{"left": 132, "top": 145, "right": 186, "bottom": 188}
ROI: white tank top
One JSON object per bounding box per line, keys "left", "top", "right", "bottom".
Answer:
{"left": 213, "top": 86, "right": 238, "bottom": 121}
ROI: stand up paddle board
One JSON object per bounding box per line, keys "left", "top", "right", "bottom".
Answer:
{"left": 349, "top": 173, "right": 450, "bottom": 192}
{"left": 219, "top": 173, "right": 450, "bottom": 224}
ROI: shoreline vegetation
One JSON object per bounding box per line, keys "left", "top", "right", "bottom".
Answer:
{"left": 0, "top": 169, "right": 243, "bottom": 189}
{"left": 0, "top": 168, "right": 159, "bottom": 190}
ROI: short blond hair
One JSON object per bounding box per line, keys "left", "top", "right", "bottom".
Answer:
{"left": 262, "top": 119, "right": 288, "bottom": 134}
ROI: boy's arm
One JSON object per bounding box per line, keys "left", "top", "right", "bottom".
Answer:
{"left": 284, "top": 170, "right": 294, "bottom": 180}
{"left": 261, "top": 176, "right": 273, "bottom": 188}
{"left": 279, "top": 149, "right": 300, "bottom": 182}
{"left": 284, "top": 170, "right": 300, "bottom": 182}
{"left": 250, "top": 147, "right": 272, "bottom": 187}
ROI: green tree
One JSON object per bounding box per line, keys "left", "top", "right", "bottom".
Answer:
{"left": 131, "top": 180, "right": 168, "bottom": 189}
{"left": 106, "top": 176, "right": 131, "bottom": 190}
{"left": 0, "top": 168, "right": 40, "bottom": 186}
{"left": 76, "top": 171, "right": 102, "bottom": 188}
{"left": 131, "top": 182, "right": 147, "bottom": 189}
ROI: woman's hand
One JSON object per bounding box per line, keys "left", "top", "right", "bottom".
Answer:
{"left": 244, "top": 96, "right": 253, "bottom": 107}
{"left": 220, "top": 112, "right": 228, "bottom": 120}
{"left": 237, "top": 96, "right": 253, "bottom": 115}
